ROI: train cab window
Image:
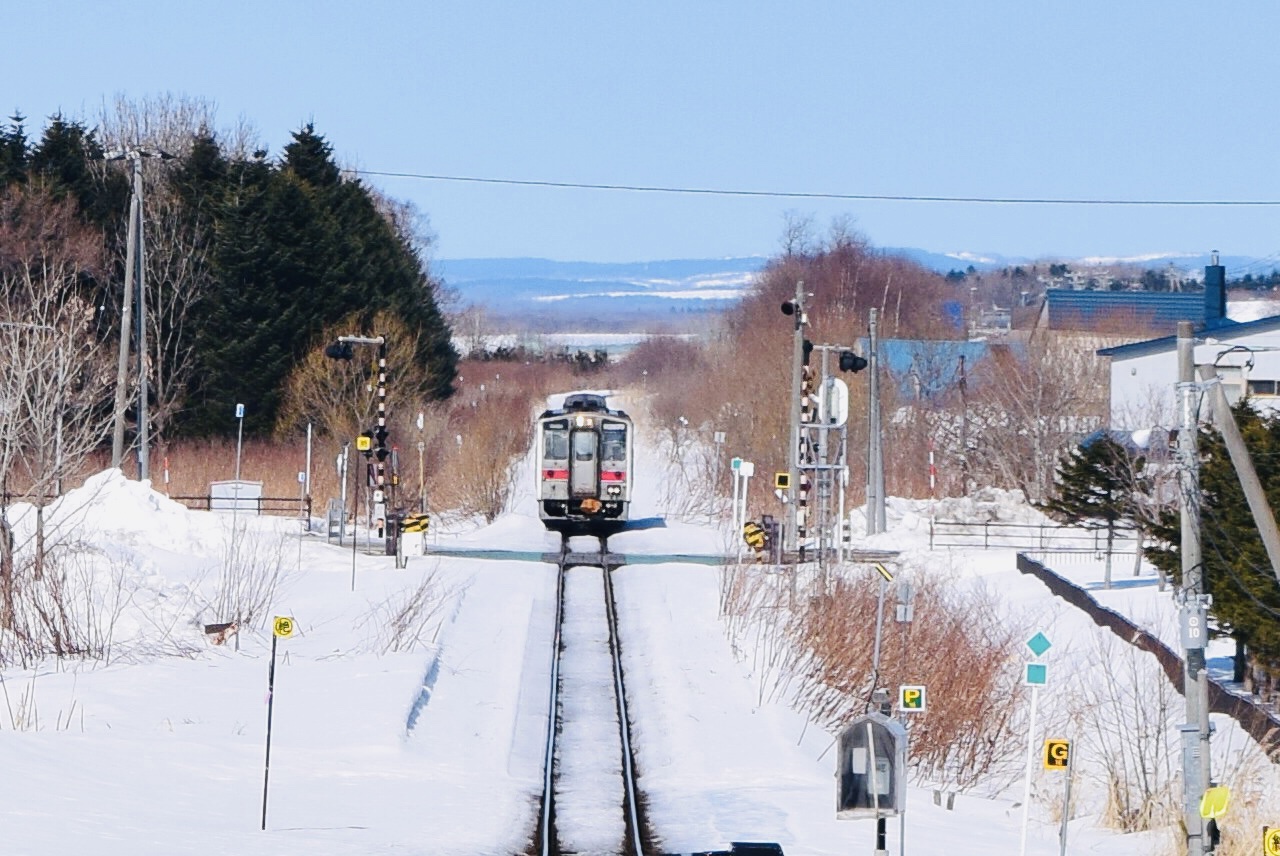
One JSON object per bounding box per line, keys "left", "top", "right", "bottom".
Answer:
{"left": 601, "top": 424, "right": 627, "bottom": 462}
{"left": 573, "top": 430, "right": 597, "bottom": 461}
{"left": 544, "top": 429, "right": 569, "bottom": 460}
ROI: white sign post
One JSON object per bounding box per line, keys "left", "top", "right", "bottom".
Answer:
{"left": 1020, "top": 632, "right": 1052, "bottom": 856}
{"left": 731, "top": 458, "right": 754, "bottom": 562}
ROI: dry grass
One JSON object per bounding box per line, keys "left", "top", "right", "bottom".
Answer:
{"left": 720, "top": 557, "right": 1031, "bottom": 797}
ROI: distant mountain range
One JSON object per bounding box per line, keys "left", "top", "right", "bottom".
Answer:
{"left": 437, "top": 250, "right": 1278, "bottom": 330}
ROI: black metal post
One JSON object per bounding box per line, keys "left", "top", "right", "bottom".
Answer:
{"left": 261, "top": 633, "right": 278, "bottom": 830}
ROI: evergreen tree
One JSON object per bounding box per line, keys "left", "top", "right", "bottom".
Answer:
{"left": 1197, "top": 409, "right": 1280, "bottom": 667}
{"left": 183, "top": 123, "right": 456, "bottom": 436}
{"left": 282, "top": 125, "right": 456, "bottom": 402}
{"left": 1146, "top": 403, "right": 1280, "bottom": 680}
{"left": 28, "top": 114, "right": 127, "bottom": 229}
{"left": 186, "top": 157, "right": 331, "bottom": 435}
{"left": 1042, "top": 432, "right": 1145, "bottom": 588}
{"left": 0, "top": 113, "right": 28, "bottom": 187}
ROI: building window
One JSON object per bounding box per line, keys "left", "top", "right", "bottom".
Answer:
{"left": 1248, "top": 379, "right": 1279, "bottom": 396}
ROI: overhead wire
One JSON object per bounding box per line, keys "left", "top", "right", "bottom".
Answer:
{"left": 346, "top": 168, "right": 1280, "bottom": 207}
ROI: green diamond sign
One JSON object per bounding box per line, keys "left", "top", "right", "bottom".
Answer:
{"left": 1026, "top": 632, "right": 1052, "bottom": 658}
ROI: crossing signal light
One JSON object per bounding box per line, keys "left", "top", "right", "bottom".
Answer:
{"left": 839, "top": 351, "right": 868, "bottom": 373}
{"left": 324, "top": 341, "right": 354, "bottom": 361}
{"left": 803, "top": 338, "right": 814, "bottom": 364}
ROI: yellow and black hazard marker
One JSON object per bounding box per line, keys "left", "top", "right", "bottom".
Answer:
{"left": 401, "top": 513, "right": 430, "bottom": 533}
{"left": 743, "top": 520, "right": 767, "bottom": 552}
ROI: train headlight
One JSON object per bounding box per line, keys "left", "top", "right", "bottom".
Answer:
{"left": 607, "top": 485, "right": 621, "bottom": 496}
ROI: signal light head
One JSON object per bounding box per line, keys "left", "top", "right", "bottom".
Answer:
{"left": 781, "top": 301, "right": 796, "bottom": 316}
{"left": 324, "top": 341, "right": 354, "bottom": 361}
{"left": 839, "top": 351, "right": 868, "bottom": 373}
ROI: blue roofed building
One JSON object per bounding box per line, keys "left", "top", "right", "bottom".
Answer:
{"left": 1094, "top": 255, "right": 1280, "bottom": 428}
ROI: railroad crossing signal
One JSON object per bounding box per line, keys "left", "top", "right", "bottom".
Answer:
{"left": 401, "top": 512, "right": 430, "bottom": 533}
{"left": 273, "top": 616, "right": 295, "bottom": 638}
{"left": 743, "top": 520, "right": 767, "bottom": 552}
{"left": 774, "top": 472, "right": 791, "bottom": 490}
{"left": 899, "top": 685, "right": 926, "bottom": 712}
{"left": 1043, "top": 738, "right": 1070, "bottom": 770}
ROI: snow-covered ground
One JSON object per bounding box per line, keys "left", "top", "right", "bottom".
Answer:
{"left": 0, "top": 392, "right": 1273, "bottom": 855}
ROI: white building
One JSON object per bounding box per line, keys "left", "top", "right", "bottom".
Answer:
{"left": 1097, "top": 260, "right": 1280, "bottom": 428}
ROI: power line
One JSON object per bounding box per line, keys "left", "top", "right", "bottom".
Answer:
{"left": 348, "top": 168, "right": 1280, "bottom": 207}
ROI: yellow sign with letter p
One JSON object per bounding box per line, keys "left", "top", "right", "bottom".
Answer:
{"left": 899, "top": 685, "right": 926, "bottom": 712}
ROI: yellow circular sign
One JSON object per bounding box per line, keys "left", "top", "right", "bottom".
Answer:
{"left": 1265, "top": 826, "right": 1280, "bottom": 856}
{"left": 273, "top": 616, "right": 295, "bottom": 638}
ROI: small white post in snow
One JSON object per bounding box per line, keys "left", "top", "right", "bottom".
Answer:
{"left": 1019, "top": 683, "right": 1040, "bottom": 856}
{"left": 1020, "top": 632, "right": 1052, "bottom": 856}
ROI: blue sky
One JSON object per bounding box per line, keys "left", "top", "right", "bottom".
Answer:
{"left": 9, "top": 1, "right": 1280, "bottom": 263}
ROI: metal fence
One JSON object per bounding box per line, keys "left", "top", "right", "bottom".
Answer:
{"left": 929, "top": 519, "right": 1139, "bottom": 553}
{"left": 170, "top": 494, "right": 312, "bottom": 518}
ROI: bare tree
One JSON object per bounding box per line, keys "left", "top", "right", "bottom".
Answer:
{"left": 275, "top": 310, "right": 439, "bottom": 442}
{"left": 96, "top": 96, "right": 253, "bottom": 452}
{"left": 0, "top": 186, "right": 114, "bottom": 628}
{"left": 964, "top": 334, "right": 1111, "bottom": 503}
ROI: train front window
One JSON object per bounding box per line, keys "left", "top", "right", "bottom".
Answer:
{"left": 544, "top": 429, "right": 569, "bottom": 460}
{"left": 573, "top": 431, "right": 597, "bottom": 461}
{"left": 601, "top": 426, "right": 626, "bottom": 462}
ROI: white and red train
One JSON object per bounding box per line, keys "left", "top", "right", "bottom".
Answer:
{"left": 535, "top": 393, "right": 634, "bottom": 534}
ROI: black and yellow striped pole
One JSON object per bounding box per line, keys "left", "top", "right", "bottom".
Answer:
{"left": 262, "top": 615, "right": 296, "bottom": 830}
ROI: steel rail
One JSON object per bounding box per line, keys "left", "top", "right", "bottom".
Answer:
{"left": 536, "top": 535, "right": 568, "bottom": 856}
{"left": 537, "top": 534, "right": 646, "bottom": 855}
{"left": 598, "top": 535, "right": 645, "bottom": 855}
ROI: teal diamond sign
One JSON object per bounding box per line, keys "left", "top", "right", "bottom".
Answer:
{"left": 1025, "top": 662, "right": 1048, "bottom": 686}
{"left": 1026, "top": 632, "right": 1052, "bottom": 658}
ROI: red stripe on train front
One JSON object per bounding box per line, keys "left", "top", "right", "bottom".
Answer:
{"left": 543, "top": 469, "right": 569, "bottom": 480}
{"left": 600, "top": 471, "right": 626, "bottom": 482}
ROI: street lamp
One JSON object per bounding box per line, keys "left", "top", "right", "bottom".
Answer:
{"left": 104, "top": 145, "right": 174, "bottom": 481}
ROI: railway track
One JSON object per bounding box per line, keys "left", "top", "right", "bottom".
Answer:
{"left": 534, "top": 534, "right": 652, "bottom": 856}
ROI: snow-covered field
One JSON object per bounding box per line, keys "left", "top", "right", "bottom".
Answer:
{"left": 0, "top": 393, "right": 1274, "bottom": 855}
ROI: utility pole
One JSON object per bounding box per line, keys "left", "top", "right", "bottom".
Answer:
{"left": 816, "top": 346, "right": 831, "bottom": 565}
{"left": 958, "top": 354, "right": 969, "bottom": 493}
{"left": 867, "top": 309, "right": 885, "bottom": 534}
{"left": 784, "top": 281, "right": 807, "bottom": 555}
{"left": 105, "top": 146, "right": 173, "bottom": 480}
{"left": 108, "top": 152, "right": 139, "bottom": 472}
{"left": 1176, "top": 320, "right": 1209, "bottom": 856}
